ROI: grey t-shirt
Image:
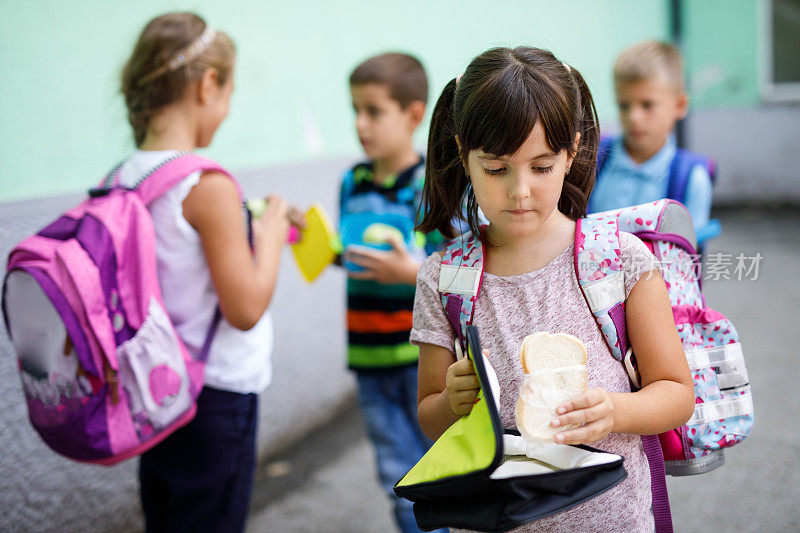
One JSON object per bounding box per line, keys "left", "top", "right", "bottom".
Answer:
{"left": 411, "top": 231, "right": 659, "bottom": 533}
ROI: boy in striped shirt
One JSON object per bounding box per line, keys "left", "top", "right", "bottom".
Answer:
{"left": 339, "top": 53, "right": 444, "bottom": 533}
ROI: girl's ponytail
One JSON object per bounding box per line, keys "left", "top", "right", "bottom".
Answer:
{"left": 559, "top": 64, "right": 599, "bottom": 219}
{"left": 417, "top": 78, "right": 470, "bottom": 239}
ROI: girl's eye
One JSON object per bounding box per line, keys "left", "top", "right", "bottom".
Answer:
{"left": 483, "top": 167, "right": 506, "bottom": 176}
{"left": 534, "top": 165, "right": 554, "bottom": 174}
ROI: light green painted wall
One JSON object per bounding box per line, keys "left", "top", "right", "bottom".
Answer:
{"left": 0, "top": 0, "right": 669, "bottom": 203}
{"left": 683, "top": 0, "right": 761, "bottom": 108}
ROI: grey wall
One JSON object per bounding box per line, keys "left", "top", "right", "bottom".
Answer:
{"left": 0, "top": 156, "right": 359, "bottom": 532}
{"left": 688, "top": 104, "right": 800, "bottom": 205}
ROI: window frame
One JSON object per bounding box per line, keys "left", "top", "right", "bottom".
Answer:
{"left": 761, "top": 0, "right": 800, "bottom": 102}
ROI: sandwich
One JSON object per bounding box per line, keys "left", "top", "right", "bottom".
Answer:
{"left": 515, "top": 332, "right": 588, "bottom": 442}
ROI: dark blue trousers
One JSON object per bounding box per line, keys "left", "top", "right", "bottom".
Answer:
{"left": 139, "top": 387, "right": 259, "bottom": 533}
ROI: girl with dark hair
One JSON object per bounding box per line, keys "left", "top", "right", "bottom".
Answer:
{"left": 411, "top": 47, "right": 694, "bottom": 531}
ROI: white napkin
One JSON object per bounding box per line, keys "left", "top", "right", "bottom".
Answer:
{"left": 502, "top": 434, "right": 620, "bottom": 469}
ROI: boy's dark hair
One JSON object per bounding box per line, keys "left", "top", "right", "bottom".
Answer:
{"left": 349, "top": 53, "right": 428, "bottom": 107}
{"left": 121, "top": 12, "right": 236, "bottom": 146}
{"left": 417, "top": 47, "right": 599, "bottom": 240}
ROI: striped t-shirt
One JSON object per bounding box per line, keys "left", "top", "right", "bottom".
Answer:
{"left": 339, "top": 157, "right": 441, "bottom": 369}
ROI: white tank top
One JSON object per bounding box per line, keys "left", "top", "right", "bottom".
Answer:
{"left": 117, "top": 150, "right": 273, "bottom": 394}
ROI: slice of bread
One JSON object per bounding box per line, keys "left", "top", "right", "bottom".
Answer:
{"left": 519, "top": 332, "right": 588, "bottom": 372}
{"left": 515, "top": 332, "right": 588, "bottom": 442}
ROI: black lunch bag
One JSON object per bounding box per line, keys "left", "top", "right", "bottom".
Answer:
{"left": 394, "top": 326, "right": 627, "bottom": 532}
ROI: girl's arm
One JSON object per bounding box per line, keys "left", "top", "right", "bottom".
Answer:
{"left": 182, "top": 172, "right": 289, "bottom": 331}
{"left": 417, "top": 343, "right": 481, "bottom": 440}
{"left": 552, "top": 270, "right": 695, "bottom": 444}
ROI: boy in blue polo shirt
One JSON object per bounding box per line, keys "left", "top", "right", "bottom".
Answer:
{"left": 589, "top": 40, "right": 714, "bottom": 237}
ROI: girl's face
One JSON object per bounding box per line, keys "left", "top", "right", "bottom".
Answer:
{"left": 466, "top": 121, "right": 576, "bottom": 241}
{"left": 197, "top": 67, "right": 235, "bottom": 148}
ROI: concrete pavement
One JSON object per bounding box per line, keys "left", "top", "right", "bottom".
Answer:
{"left": 247, "top": 401, "right": 395, "bottom": 533}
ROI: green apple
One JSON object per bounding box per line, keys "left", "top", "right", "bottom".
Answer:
{"left": 246, "top": 198, "right": 267, "bottom": 218}
{"left": 362, "top": 223, "right": 404, "bottom": 245}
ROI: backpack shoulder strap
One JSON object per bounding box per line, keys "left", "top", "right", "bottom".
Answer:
{"left": 667, "top": 149, "right": 716, "bottom": 204}
{"left": 575, "top": 214, "right": 674, "bottom": 533}
{"left": 573, "top": 215, "right": 628, "bottom": 361}
{"left": 408, "top": 159, "right": 426, "bottom": 207}
{"left": 134, "top": 154, "right": 238, "bottom": 365}
{"left": 438, "top": 231, "right": 484, "bottom": 358}
{"left": 136, "top": 154, "right": 240, "bottom": 206}
{"left": 339, "top": 165, "right": 356, "bottom": 196}
{"left": 394, "top": 160, "right": 425, "bottom": 207}
{"left": 595, "top": 135, "right": 616, "bottom": 178}
{"left": 339, "top": 164, "right": 369, "bottom": 217}
{"left": 588, "top": 136, "right": 616, "bottom": 214}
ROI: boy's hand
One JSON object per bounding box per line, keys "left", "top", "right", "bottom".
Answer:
{"left": 346, "top": 234, "right": 419, "bottom": 284}
{"left": 287, "top": 205, "right": 307, "bottom": 230}
{"left": 445, "top": 353, "right": 483, "bottom": 416}
{"left": 550, "top": 388, "right": 615, "bottom": 445}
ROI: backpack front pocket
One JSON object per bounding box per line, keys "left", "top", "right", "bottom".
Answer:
{"left": 117, "top": 297, "right": 193, "bottom": 440}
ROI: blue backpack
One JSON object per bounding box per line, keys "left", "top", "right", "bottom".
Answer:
{"left": 594, "top": 136, "right": 721, "bottom": 246}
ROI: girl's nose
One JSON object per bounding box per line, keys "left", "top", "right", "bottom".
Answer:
{"left": 508, "top": 174, "right": 531, "bottom": 200}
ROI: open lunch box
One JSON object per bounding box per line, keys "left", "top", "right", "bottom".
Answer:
{"left": 394, "top": 326, "right": 628, "bottom": 532}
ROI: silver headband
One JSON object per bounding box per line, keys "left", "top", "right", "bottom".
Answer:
{"left": 138, "top": 26, "right": 218, "bottom": 85}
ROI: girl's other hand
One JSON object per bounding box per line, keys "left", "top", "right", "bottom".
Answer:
{"left": 445, "top": 354, "right": 482, "bottom": 416}
{"left": 551, "top": 388, "right": 615, "bottom": 445}
{"left": 253, "top": 195, "right": 290, "bottom": 248}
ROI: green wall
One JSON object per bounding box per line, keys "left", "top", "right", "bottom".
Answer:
{"left": 682, "top": 0, "right": 761, "bottom": 109}
{"left": 1, "top": 0, "right": 671, "bottom": 203}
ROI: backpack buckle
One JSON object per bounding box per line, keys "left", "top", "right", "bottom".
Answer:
{"left": 439, "top": 264, "right": 481, "bottom": 296}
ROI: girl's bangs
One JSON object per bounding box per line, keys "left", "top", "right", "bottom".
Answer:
{"left": 462, "top": 74, "right": 540, "bottom": 158}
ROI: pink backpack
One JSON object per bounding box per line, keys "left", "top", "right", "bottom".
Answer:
{"left": 2, "top": 154, "right": 240, "bottom": 465}
{"left": 438, "top": 199, "right": 753, "bottom": 533}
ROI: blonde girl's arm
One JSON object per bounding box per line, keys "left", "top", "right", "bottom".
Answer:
{"left": 182, "top": 172, "right": 289, "bottom": 331}
{"left": 417, "top": 343, "right": 482, "bottom": 441}
{"left": 552, "top": 269, "right": 695, "bottom": 444}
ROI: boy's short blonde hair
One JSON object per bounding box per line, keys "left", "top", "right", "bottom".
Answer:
{"left": 613, "top": 40, "right": 684, "bottom": 92}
